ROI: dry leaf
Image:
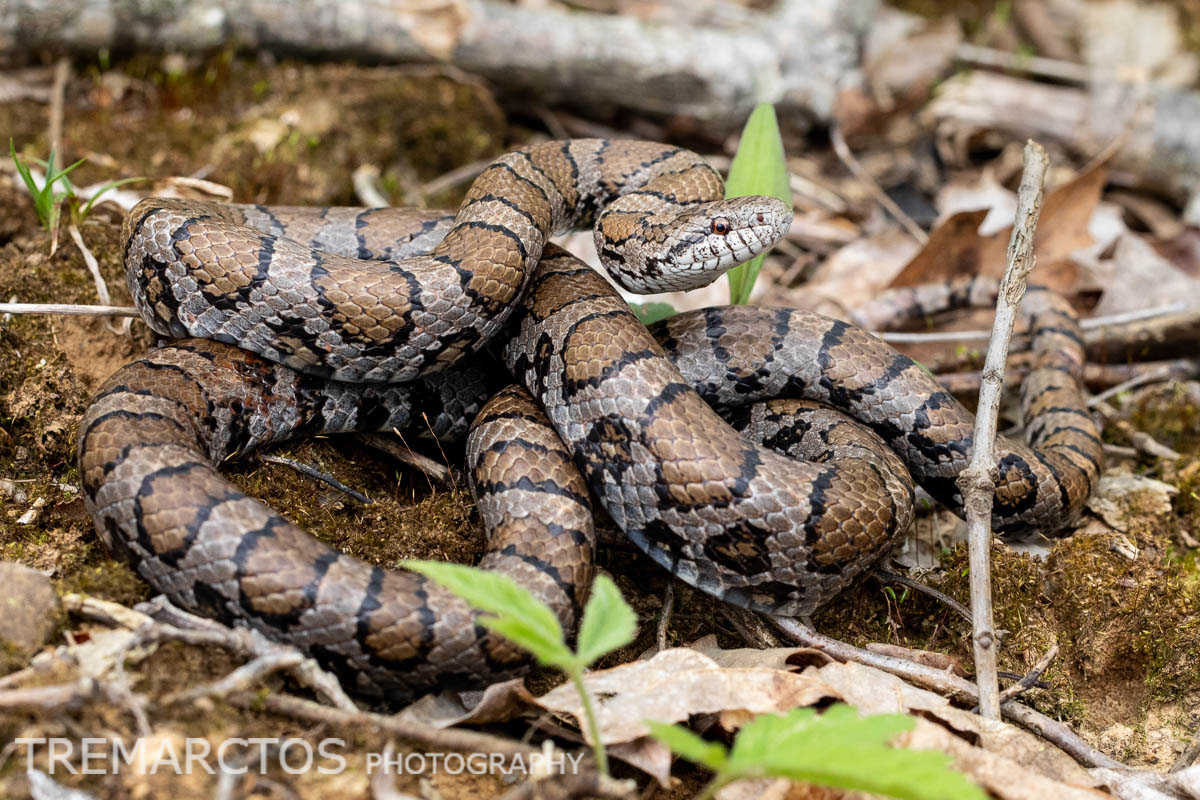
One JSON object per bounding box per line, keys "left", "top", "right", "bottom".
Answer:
{"left": 806, "top": 661, "right": 1106, "bottom": 795}
{"left": 793, "top": 228, "right": 921, "bottom": 318}
{"left": 396, "top": 678, "right": 534, "bottom": 728}
{"left": 1089, "top": 234, "right": 1200, "bottom": 315}
{"left": 935, "top": 168, "right": 1017, "bottom": 236}
{"left": 889, "top": 161, "right": 1109, "bottom": 292}
{"left": 533, "top": 648, "right": 837, "bottom": 745}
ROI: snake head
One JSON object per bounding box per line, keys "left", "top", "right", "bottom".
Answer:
{"left": 596, "top": 195, "right": 791, "bottom": 294}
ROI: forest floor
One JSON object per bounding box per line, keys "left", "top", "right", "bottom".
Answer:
{"left": 1, "top": 51, "right": 1199, "bottom": 799}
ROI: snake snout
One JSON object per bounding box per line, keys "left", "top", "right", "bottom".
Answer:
{"left": 599, "top": 194, "right": 793, "bottom": 294}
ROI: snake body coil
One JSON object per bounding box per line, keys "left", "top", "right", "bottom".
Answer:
{"left": 78, "top": 139, "right": 1101, "bottom": 702}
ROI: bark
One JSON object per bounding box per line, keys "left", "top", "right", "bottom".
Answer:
{"left": 0, "top": 0, "right": 874, "bottom": 132}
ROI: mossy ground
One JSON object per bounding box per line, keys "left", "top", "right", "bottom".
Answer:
{"left": 1, "top": 51, "right": 1198, "bottom": 797}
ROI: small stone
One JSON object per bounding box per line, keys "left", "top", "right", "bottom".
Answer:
{"left": 0, "top": 561, "right": 60, "bottom": 671}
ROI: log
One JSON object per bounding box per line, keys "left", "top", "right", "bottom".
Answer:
{"left": 929, "top": 70, "right": 1200, "bottom": 212}
{"left": 0, "top": 0, "right": 874, "bottom": 133}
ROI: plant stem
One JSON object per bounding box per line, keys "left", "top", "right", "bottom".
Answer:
{"left": 569, "top": 666, "right": 609, "bottom": 776}
{"left": 694, "top": 773, "right": 733, "bottom": 800}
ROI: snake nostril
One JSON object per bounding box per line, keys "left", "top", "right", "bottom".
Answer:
{"left": 756, "top": 213, "right": 764, "bottom": 224}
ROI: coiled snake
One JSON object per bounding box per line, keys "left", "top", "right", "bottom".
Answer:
{"left": 77, "top": 140, "right": 1101, "bottom": 701}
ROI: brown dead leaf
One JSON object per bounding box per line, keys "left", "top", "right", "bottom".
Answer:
{"left": 689, "top": 633, "right": 831, "bottom": 672}
{"left": 1154, "top": 227, "right": 1200, "bottom": 277}
{"left": 790, "top": 229, "right": 921, "bottom": 319}
{"left": 1090, "top": 234, "right": 1200, "bottom": 315}
{"left": 396, "top": 678, "right": 534, "bottom": 728}
{"left": 935, "top": 168, "right": 1017, "bottom": 235}
{"left": 807, "top": 661, "right": 1101, "bottom": 791}
{"left": 889, "top": 161, "right": 1109, "bottom": 292}
{"left": 533, "top": 648, "right": 837, "bottom": 746}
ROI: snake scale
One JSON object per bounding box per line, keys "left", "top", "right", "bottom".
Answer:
{"left": 77, "top": 139, "right": 1102, "bottom": 702}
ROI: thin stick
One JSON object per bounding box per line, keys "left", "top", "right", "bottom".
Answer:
{"left": 259, "top": 454, "right": 373, "bottom": 504}
{"left": 874, "top": 301, "right": 1195, "bottom": 343}
{"left": 228, "top": 691, "right": 541, "bottom": 759}
{"left": 955, "top": 43, "right": 1095, "bottom": 84}
{"left": 418, "top": 157, "right": 493, "bottom": 199}
{"left": 958, "top": 140, "right": 1049, "bottom": 720}
{"left": 872, "top": 568, "right": 971, "bottom": 623}
{"left": 0, "top": 302, "right": 140, "bottom": 317}
{"left": 68, "top": 223, "right": 130, "bottom": 335}
{"left": 830, "top": 124, "right": 928, "bottom": 245}
{"left": 1088, "top": 365, "right": 1173, "bottom": 407}
{"left": 770, "top": 617, "right": 1124, "bottom": 770}
{"left": 656, "top": 583, "right": 675, "bottom": 653}
{"left": 356, "top": 432, "right": 450, "bottom": 484}
{"left": 995, "top": 644, "right": 1059, "bottom": 705}
{"left": 1093, "top": 400, "right": 1182, "bottom": 461}
{"left": 48, "top": 57, "right": 68, "bottom": 156}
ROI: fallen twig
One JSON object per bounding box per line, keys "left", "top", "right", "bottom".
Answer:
{"left": 872, "top": 569, "right": 971, "bottom": 624}
{"left": 958, "top": 140, "right": 1048, "bottom": 719}
{"left": 655, "top": 583, "right": 675, "bottom": 653}
{"left": 996, "top": 644, "right": 1059, "bottom": 706}
{"left": 67, "top": 224, "right": 130, "bottom": 335}
{"left": 259, "top": 454, "right": 373, "bottom": 504}
{"left": 229, "top": 691, "right": 542, "bottom": 759}
{"left": 936, "top": 358, "right": 1200, "bottom": 396}
{"left": 497, "top": 771, "right": 636, "bottom": 800}
{"left": 1088, "top": 365, "right": 1175, "bottom": 407}
{"left": 63, "top": 593, "right": 358, "bottom": 711}
{"left": 874, "top": 301, "right": 1196, "bottom": 343}
{"left": 0, "top": 302, "right": 140, "bottom": 317}
{"left": 357, "top": 431, "right": 450, "bottom": 484}
{"left": 351, "top": 163, "right": 389, "bottom": 208}
{"left": 830, "top": 124, "right": 928, "bottom": 245}
{"left": 770, "top": 617, "right": 1123, "bottom": 770}
{"left": 1093, "top": 400, "right": 1181, "bottom": 461}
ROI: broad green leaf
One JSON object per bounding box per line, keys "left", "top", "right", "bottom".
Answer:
{"left": 724, "top": 103, "right": 791, "bottom": 305}
{"left": 629, "top": 301, "right": 677, "bottom": 326}
{"left": 574, "top": 574, "right": 637, "bottom": 665}
{"left": 405, "top": 560, "right": 575, "bottom": 669}
{"left": 726, "top": 706, "right": 987, "bottom": 800}
{"left": 644, "top": 721, "right": 728, "bottom": 771}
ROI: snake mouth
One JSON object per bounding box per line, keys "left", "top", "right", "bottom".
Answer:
{"left": 671, "top": 214, "right": 793, "bottom": 272}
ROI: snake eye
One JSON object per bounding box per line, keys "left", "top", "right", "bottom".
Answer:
{"left": 756, "top": 212, "right": 765, "bottom": 224}
{"left": 711, "top": 218, "right": 730, "bottom": 235}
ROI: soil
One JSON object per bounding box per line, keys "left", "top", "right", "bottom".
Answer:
{"left": 1, "top": 51, "right": 1198, "bottom": 799}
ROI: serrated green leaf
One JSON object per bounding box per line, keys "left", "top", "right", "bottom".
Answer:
{"left": 628, "top": 301, "right": 677, "bottom": 326}
{"left": 724, "top": 103, "right": 791, "bottom": 305}
{"left": 574, "top": 574, "right": 637, "bottom": 665}
{"left": 724, "top": 706, "right": 987, "bottom": 800}
{"left": 644, "top": 721, "right": 728, "bottom": 771}
{"left": 405, "top": 560, "right": 576, "bottom": 669}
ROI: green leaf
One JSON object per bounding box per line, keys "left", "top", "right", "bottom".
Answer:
{"left": 644, "top": 721, "right": 728, "bottom": 771}
{"left": 723, "top": 103, "right": 791, "bottom": 305}
{"left": 628, "top": 301, "right": 677, "bottom": 326}
{"left": 404, "top": 560, "right": 576, "bottom": 669}
{"left": 725, "top": 705, "right": 987, "bottom": 800}
{"left": 574, "top": 574, "right": 637, "bottom": 665}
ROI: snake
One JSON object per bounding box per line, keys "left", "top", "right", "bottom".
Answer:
{"left": 76, "top": 139, "right": 1102, "bottom": 702}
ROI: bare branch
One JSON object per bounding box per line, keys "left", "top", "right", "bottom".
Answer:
{"left": 957, "top": 140, "right": 1049, "bottom": 720}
